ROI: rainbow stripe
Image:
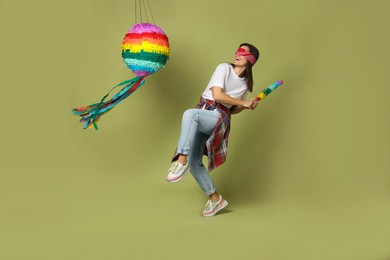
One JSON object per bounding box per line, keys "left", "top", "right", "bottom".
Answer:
{"left": 256, "top": 80, "right": 283, "bottom": 101}
{"left": 121, "top": 23, "right": 170, "bottom": 77}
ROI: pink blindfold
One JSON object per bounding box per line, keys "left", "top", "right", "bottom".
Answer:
{"left": 235, "top": 47, "right": 257, "bottom": 65}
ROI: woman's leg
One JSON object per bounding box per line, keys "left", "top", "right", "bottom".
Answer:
{"left": 176, "top": 109, "right": 220, "bottom": 157}
{"left": 168, "top": 109, "right": 220, "bottom": 187}
{"left": 170, "top": 108, "right": 228, "bottom": 216}
{"left": 188, "top": 132, "right": 216, "bottom": 195}
{"left": 177, "top": 109, "right": 220, "bottom": 195}
{"left": 189, "top": 128, "right": 228, "bottom": 216}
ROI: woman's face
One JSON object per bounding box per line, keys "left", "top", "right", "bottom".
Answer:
{"left": 233, "top": 45, "right": 250, "bottom": 67}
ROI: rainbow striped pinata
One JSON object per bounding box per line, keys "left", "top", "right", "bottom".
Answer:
{"left": 121, "top": 23, "right": 170, "bottom": 77}
{"left": 72, "top": 23, "right": 170, "bottom": 130}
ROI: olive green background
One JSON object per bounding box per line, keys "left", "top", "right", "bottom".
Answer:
{"left": 0, "top": 0, "right": 389, "bottom": 259}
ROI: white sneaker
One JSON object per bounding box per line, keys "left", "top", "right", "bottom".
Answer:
{"left": 166, "top": 161, "right": 190, "bottom": 183}
{"left": 202, "top": 194, "right": 228, "bottom": 217}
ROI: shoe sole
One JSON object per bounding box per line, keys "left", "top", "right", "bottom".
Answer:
{"left": 202, "top": 199, "right": 228, "bottom": 217}
{"left": 166, "top": 168, "right": 190, "bottom": 183}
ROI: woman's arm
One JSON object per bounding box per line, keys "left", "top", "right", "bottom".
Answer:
{"left": 212, "top": 87, "right": 257, "bottom": 114}
{"left": 212, "top": 87, "right": 254, "bottom": 108}
{"left": 230, "top": 105, "right": 247, "bottom": 114}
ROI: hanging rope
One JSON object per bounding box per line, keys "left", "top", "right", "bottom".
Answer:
{"left": 139, "top": 0, "right": 143, "bottom": 22}
{"left": 134, "top": 0, "right": 137, "bottom": 24}
{"left": 142, "top": 0, "right": 149, "bottom": 23}
{"left": 146, "top": 0, "right": 155, "bottom": 24}
{"left": 134, "top": 0, "right": 155, "bottom": 24}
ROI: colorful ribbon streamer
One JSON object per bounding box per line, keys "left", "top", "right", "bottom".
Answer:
{"left": 72, "top": 77, "right": 145, "bottom": 130}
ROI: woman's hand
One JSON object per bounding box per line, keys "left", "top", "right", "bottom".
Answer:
{"left": 243, "top": 98, "right": 258, "bottom": 110}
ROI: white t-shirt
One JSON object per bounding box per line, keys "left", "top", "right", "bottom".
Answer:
{"left": 202, "top": 63, "right": 248, "bottom": 108}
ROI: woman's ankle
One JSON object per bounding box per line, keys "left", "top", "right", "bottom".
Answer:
{"left": 177, "top": 154, "right": 188, "bottom": 165}
{"left": 209, "top": 192, "right": 220, "bottom": 202}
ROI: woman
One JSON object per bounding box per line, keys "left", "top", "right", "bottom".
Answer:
{"left": 167, "top": 43, "right": 260, "bottom": 217}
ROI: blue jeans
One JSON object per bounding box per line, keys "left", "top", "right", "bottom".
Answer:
{"left": 176, "top": 108, "right": 220, "bottom": 195}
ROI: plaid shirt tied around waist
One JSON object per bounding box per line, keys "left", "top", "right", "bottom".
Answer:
{"left": 172, "top": 97, "right": 232, "bottom": 172}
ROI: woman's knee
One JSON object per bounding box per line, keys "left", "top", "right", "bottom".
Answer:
{"left": 182, "top": 109, "right": 198, "bottom": 122}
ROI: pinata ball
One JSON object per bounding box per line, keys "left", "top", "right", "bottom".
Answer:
{"left": 122, "top": 23, "right": 170, "bottom": 77}
{"left": 72, "top": 23, "right": 170, "bottom": 130}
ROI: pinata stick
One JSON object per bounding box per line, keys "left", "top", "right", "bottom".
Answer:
{"left": 255, "top": 80, "right": 283, "bottom": 101}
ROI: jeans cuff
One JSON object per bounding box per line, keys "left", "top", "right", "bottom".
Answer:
{"left": 176, "top": 147, "right": 190, "bottom": 155}
{"left": 205, "top": 188, "right": 216, "bottom": 196}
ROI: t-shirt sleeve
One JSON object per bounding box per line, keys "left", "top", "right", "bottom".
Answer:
{"left": 208, "top": 63, "right": 228, "bottom": 89}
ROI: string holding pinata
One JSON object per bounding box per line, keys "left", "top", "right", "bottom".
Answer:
{"left": 72, "top": 0, "right": 170, "bottom": 130}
